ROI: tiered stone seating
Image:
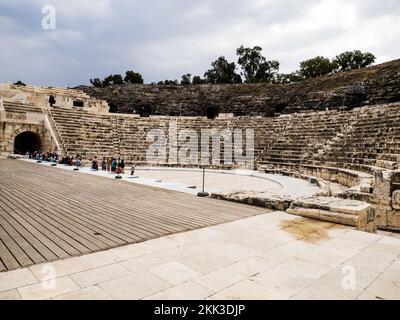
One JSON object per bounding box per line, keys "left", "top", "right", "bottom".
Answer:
{"left": 51, "top": 107, "right": 114, "bottom": 158}
{"left": 316, "top": 104, "right": 400, "bottom": 172}
{"left": 258, "top": 103, "right": 400, "bottom": 173}
{"left": 3, "top": 101, "right": 43, "bottom": 113}
{"left": 49, "top": 103, "right": 400, "bottom": 175}
{"left": 258, "top": 110, "right": 351, "bottom": 168}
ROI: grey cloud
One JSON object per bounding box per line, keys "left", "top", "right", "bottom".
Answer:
{"left": 0, "top": 0, "right": 399, "bottom": 86}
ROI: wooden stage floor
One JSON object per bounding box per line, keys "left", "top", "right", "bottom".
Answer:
{"left": 0, "top": 159, "right": 266, "bottom": 272}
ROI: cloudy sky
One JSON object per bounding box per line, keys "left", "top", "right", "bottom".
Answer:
{"left": 0, "top": 0, "right": 399, "bottom": 87}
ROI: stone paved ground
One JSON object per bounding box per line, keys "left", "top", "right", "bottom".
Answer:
{"left": 0, "top": 211, "right": 399, "bottom": 300}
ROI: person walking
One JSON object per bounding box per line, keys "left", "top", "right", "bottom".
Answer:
{"left": 120, "top": 159, "right": 125, "bottom": 174}
{"left": 101, "top": 157, "right": 106, "bottom": 171}
{"left": 111, "top": 157, "right": 117, "bottom": 173}
{"left": 106, "top": 157, "right": 111, "bottom": 172}
{"left": 75, "top": 157, "right": 81, "bottom": 168}
{"left": 91, "top": 156, "right": 99, "bottom": 171}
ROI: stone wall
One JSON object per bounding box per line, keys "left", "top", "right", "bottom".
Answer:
{"left": 0, "top": 104, "right": 50, "bottom": 155}
{"left": 78, "top": 59, "right": 400, "bottom": 117}
{"left": 0, "top": 83, "right": 109, "bottom": 114}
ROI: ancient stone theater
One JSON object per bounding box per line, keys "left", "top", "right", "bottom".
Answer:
{"left": 0, "top": 59, "right": 400, "bottom": 282}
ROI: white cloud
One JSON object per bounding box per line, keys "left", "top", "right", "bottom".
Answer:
{"left": 0, "top": 0, "right": 399, "bottom": 86}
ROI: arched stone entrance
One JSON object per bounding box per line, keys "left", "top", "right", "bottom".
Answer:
{"left": 13, "top": 131, "right": 42, "bottom": 154}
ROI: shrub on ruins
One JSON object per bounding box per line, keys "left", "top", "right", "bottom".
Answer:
{"left": 236, "top": 45, "right": 280, "bottom": 83}
{"left": 204, "top": 56, "right": 242, "bottom": 84}
{"left": 275, "top": 72, "right": 304, "bottom": 84}
{"left": 333, "top": 50, "right": 376, "bottom": 72}
{"left": 159, "top": 79, "right": 179, "bottom": 85}
{"left": 124, "top": 71, "right": 144, "bottom": 84}
{"left": 299, "top": 56, "right": 336, "bottom": 79}
{"left": 13, "top": 80, "right": 26, "bottom": 86}
{"left": 180, "top": 74, "right": 192, "bottom": 85}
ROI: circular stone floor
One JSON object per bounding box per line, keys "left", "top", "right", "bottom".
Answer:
{"left": 20, "top": 159, "right": 320, "bottom": 197}
{"left": 134, "top": 167, "right": 321, "bottom": 196}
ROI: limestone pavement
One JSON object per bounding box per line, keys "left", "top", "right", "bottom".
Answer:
{"left": 0, "top": 211, "right": 399, "bottom": 300}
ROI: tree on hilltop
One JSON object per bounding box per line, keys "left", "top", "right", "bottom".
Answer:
{"left": 299, "top": 56, "right": 336, "bottom": 79}
{"left": 180, "top": 74, "right": 192, "bottom": 85}
{"left": 236, "top": 45, "right": 280, "bottom": 83}
{"left": 192, "top": 75, "right": 206, "bottom": 84}
{"left": 124, "top": 71, "right": 144, "bottom": 84}
{"left": 90, "top": 78, "right": 103, "bottom": 87}
{"left": 333, "top": 50, "right": 376, "bottom": 72}
{"left": 90, "top": 70, "right": 144, "bottom": 87}
{"left": 204, "top": 56, "right": 242, "bottom": 84}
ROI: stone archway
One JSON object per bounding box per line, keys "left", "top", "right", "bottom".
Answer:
{"left": 13, "top": 131, "right": 42, "bottom": 154}
{"left": 8, "top": 127, "right": 43, "bottom": 154}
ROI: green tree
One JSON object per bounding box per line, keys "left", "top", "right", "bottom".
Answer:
{"left": 333, "top": 50, "right": 376, "bottom": 72}
{"left": 299, "top": 56, "right": 335, "bottom": 79}
{"left": 124, "top": 71, "right": 144, "bottom": 84}
{"left": 236, "top": 45, "right": 279, "bottom": 83}
{"left": 192, "top": 75, "right": 206, "bottom": 84}
{"left": 204, "top": 56, "right": 242, "bottom": 84}
{"left": 90, "top": 78, "right": 103, "bottom": 87}
{"left": 103, "top": 74, "right": 124, "bottom": 86}
{"left": 180, "top": 74, "right": 192, "bottom": 85}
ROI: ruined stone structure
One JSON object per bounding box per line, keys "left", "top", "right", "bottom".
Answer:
{"left": 1, "top": 59, "right": 400, "bottom": 232}
{"left": 78, "top": 59, "right": 400, "bottom": 117}
{"left": 0, "top": 83, "right": 109, "bottom": 155}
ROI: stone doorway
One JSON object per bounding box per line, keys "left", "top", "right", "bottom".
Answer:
{"left": 13, "top": 131, "right": 42, "bottom": 154}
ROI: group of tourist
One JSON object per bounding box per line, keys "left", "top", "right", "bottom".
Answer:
{"left": 26, "top": 151, "right": 135, "bottom": 175}
{"left": 26, "top": 151, "right": 58, "bottom": 163}
{"left": 91, "top": 156, "right": 126, "bottom": 174}
{"left": 60, "top": 155, "right": 81, "bottom": 167}
{"left": 25, "top": 151, "right": 83, "bottom": 166}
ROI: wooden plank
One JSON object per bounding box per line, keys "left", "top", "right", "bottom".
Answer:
{"left": 7, "top": 176, "right": 191, "bottom": 238}
{"left": 0, "top": 159, "right": 267, "bottom": 271}
{"left": 0, "top": 222, "right": 35, "bottom": 267}
{"left": 5, "top": 181, "right": 146, "bottom": 243}
{"left": 0, "top": 199, "right": 82, "bottom": 257}
{"left": 0, "top": 211, "right": 49, "bottom": 264}
{"left": 4, "top": 186, "right": 120, "bottom": 248}
{"left": 0, "top": 258, "right": 6, "bottom": 272}
{"left": 0, "top": 239, "right": 20, "bottom": 271}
